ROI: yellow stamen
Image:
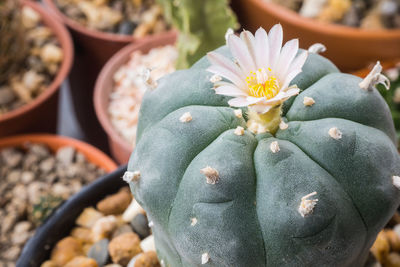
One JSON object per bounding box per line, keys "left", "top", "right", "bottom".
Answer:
{"left": 246, "top": 70, "right": 280, "bottom": 99}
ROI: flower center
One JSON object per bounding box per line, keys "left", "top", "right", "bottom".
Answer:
{"left": 246, "top": 68, "right": 280, "bottom": 99}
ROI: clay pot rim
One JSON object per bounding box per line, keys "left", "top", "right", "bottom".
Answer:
{"left": 0, "top": 134, "right": 118, "bottom": 172}
{"left": 248, "top": 0, "right": 400, "bottom": 38}
{"left": 42, "top": 0, "right": 173, "bottom": 43}
{"left": 0, "top": 1, "right": 74, "bottom": 124}
{"left": 94, "top": 32, "right": 178, "bottom": 157}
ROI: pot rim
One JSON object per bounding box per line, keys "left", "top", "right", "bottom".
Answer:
{"left": 93, "top": 32, "right": 177, "bottom": 157}
{"left": 247, "top": 0, "right": 400, "bottom": 39}
{"left": 0, "top": 0, "right": 74, "bottom": 124}
{"left": 0, "top": 134, "right": 118, "bottom": 172}
{"left": 42, "top": 0, "right": 174, "bottom": 43}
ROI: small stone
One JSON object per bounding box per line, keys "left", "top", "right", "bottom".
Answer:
{"left": 2, "top": 246, "right": 20, "bottom": 261}
{"left": 133, "top": 251, "right": 160, "bottom": 267}
{"left": 328, "top": 127, "right": 342, "bottom": 140}
{"left": 386, "top": 229, "right": 400, "bottom": 252}
{"left": 108, "top": 232, "right": 142, "bottom": 266}
{"left": 386, "top": 252, "right": 400, "bottom": 267}
{"left": 40, "top": 44, "right": 64, "bottom": 64}
{"left": 201, "top": 253, "right": 210, "bottom": 264}
{"left": 371, "top": 231, "right": 390, "bottom": 263}
{"left": 131, "top": 213, "right": 150, "bottom": 239}
{"left": 122, "top": 200, "right": 145, "bottom": 222}
{"left": 88, "top": 239, "right": 110, "bottom": 267}
{"left": 179, "top": 112, "right": 192, "bottom": 123}
{"left": 56, "top": 146, "right": 76, "bottom": 166}
{"left": 140, "top": 235, "right": 156, "bottom": 252}
{"left": 92, "top": 215, "right": 118, "bottom": 242}
{"left": 234, "top": 109, "right": 242, "bottom": 118}
{"left": 28, "top": 144, "right": 50, "bottom": 158}
{"left": 76, "top": 207, "right": 104, "bottom": 228}
{"left": 21, "top": 171, "right": 35, "bottom": 184}
{"left": 7, "top": 170, "right": 21, "bottom": 183}
{"left": 52, "top": 183, "right": 71, "bottom": 199}
{"left": 11, "top": 221, "right": 32, "bottom": 245}
{"left": 71, "top": 227, "right": 93, "bottom": 244}
{"left": 97, "top": 188, "right": 132, "bottom": 215}
{"left": 50, "top": 237, "right": 84, "bottom": 266}
{"left": 0, "top": 87, "right": 15, "bottom": 105}
{"left": 112, "top": 224, "right": 133, "bottom": 239}
{"left": 200, "top": 166, "right": 219, "bottom": 185}
{"left": 279, "top": 120, "right": 289, "bottom": 130}
{"left": 40, "top": 261, "right": 58, "bottom": 267}
{"left": 105, "top": 264, "right": 122, "bottom": 267}
{"left": 270, "top": 141, "right": 280, "bottom": 153}
{"left": 64, "top": 256, "right": 98, "bottom": 267}
{"left": 118, "top": 21, "right": 136, "bottom": 35}
{"left": 22, "top": 6, "right": 41, "bottom": 29}
{"left": 303, "top": 96, "right": 315, "bottom": 106}
{"left": 1, "top": 148, "right": 23, "bottom": 168}
{"left": 234, "top": 126, "right": 244, "bottom": 136}
{"left": 23, "top": 70, "right": 45, "bottom": 92}
{"left": 40, "top": 157, "right": 56, "bottom": 173}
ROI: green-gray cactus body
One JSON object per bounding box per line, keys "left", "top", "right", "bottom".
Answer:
{"left": 128, "top": 47, "right": 400, "bottom": 266}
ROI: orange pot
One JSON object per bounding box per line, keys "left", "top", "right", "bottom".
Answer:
{"left": 353, "top": 60, "right": 400, "bottom": 78}
{"left": 42, "top": 0, "right": 175, "bottom": 151}
{"left": 0, "top": 1, "right": 73, "bottom": 137}
{"left": 94, "top": 33, "right": 177, "bottom": 164}
{"left": 231, "top": 0, "right": 400, "bottom": 72}
{"left": 0, "top": 134, "right": 118, "bottom": 172}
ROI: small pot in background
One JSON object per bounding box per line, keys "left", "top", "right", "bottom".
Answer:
{"left": 231, "top": 0, "right": 400, "bottom": 72}
{"left": 94, "top": 33, "right": 177, "bottom": 164}
{"left": 0, "top": 0, "right": 73, "bottom": 137}
{"left": 42, "top": 0, "right": 175, "bottom": 152}
{"left": 17, "top": 166, "right": 126, "bottom": 267}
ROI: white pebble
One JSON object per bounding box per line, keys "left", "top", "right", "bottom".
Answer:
{"left": 393, "top": 176, "right": 400, "bottom": 190}
{"left": 122, "top": 199, "right": 145, "bottom": 222}
{"left": 140, "top": 235, "right": 156, "bottom": 252}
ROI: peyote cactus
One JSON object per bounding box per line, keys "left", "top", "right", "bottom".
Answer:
{"left": 0, "top": 0, "right": 28, "bottom": 84}
{"left": 126, "top": 25, "right": 400, "bottom": 266}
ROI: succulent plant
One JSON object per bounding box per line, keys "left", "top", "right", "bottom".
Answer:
{"left": 126, "top": 25, "right": 400, "bottom": 266}
{"left": 156, "top": 0, "right": 238, "bottom": 69}
{"left": 30, "top": 194, "right": 64, "bottom": 226}
{"left": 0, "top": 0, "right": 28, "bottom": 84}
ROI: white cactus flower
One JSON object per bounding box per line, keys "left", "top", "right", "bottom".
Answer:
{"left": 207, "top": 24, "right": 308, "bottom": 114}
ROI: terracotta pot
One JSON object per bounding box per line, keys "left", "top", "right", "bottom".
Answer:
{"left": 0, "top": 1, "right": 73, "bottom": 137}
{"left": 94, "top": 33, "right": 177, "bottom": 164}
{"left": 0, "top": 134, "right": 118, "bottom": 172}
{"left": 42, "top": 0, "right": 175, "bottom": 152}
{"left": 231, "top": 0, "right": 400, "bottom": 72}
{"left": 352, "top": 60, "right": 400, "bottom": 78}
{"left": 17, "top": 166, "right": 126, "bottom": 267}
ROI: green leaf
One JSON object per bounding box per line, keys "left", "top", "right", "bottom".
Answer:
{"left": 156, "top": 0, "right": 238, "bottom": 69}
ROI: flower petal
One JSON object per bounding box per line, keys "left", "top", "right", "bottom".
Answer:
{"left": 281, "top": 51, "right": 308, "bottom": 89}
{"left": 268, "top": 24, "right": 283, "bottom": 69}
{"left": 207, "top": 53, "right": 247, "bottom": 90}
{"left": 276, "top": 39, "right": 299, "bottom": 81}
{"left": 265, "top": 87, "right": 300, "bottom": 105}
{"left": 228, "top": 97, "right": 252, "bottom": 107}
{"left": 250, "top": 103, "right": 273, "bottom": 114}
{"left": 246, "top": 96, "right": 266, "bottom": 105}
{"left": 215, "top": 84, "right": 247, "bottom": 97}
{"left": 227, "top": 34, "right": 256, "bottom": 74}
{"left": 240, "top": 30, "right": 257, "bottom": 67}
{"left": 255, "top": 27, "right": 270, "bottom": 69}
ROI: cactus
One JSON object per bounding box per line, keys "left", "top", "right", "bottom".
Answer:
{"left": 30, "top": 194, "right": 64, "bottom": 226}
{"left": 156, "top": 0, "right": 238, "bottom": 69}
{"left": 0, "top": 0, "right": 28, "bottom": 84}
{"left": 126, "top": 26, "right": 400, "bottom": 266}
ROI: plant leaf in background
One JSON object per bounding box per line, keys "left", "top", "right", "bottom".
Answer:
{"left": 157, "top": 0, "right": 239, "bottom": 69}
